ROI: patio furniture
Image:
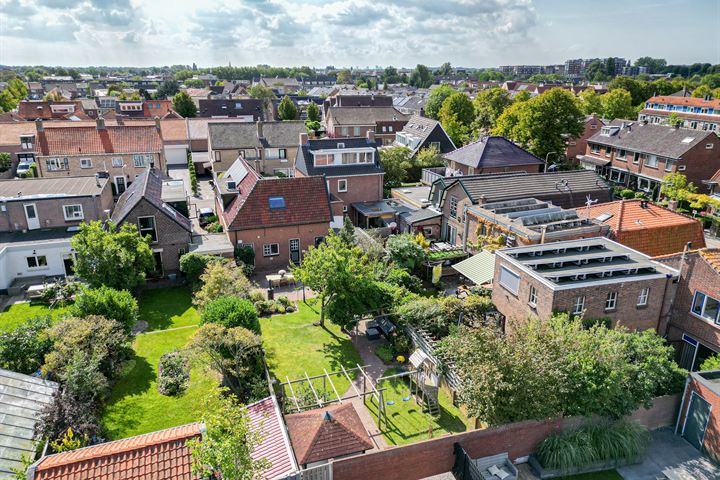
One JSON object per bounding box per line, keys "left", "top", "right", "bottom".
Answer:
{"left": 365, "top": 327, "right": 381, "bottom": 340}
{"left": 26, "top": 284, "right": 49, "bottom": 300}
{"left": 473, "top": 453, "right": 518, "bottom": 480}
{"left": 265, "top": 272, "right": 295, "bottom": 287}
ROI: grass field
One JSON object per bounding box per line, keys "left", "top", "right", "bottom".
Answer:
{"left": 138, "top": 287, "right": 200, "bottom": 331}
{"left": 0, "top": 301, "right": 73, "bottom": 332}
{"left": 366, "top": 368, "right": 472, "bottom": 445}
{"left": 260, "top": 301, "right": 361, "bottom": 399}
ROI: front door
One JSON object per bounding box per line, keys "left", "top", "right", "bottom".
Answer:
{"left": 150, "top": 251, "right": 164, "bottom": 278}
{"left": 683, "top": 392, "right": 712, "bottom": 451}
{"left": 24, "top": 203, "right": 40, "bottom": 230}
{"left": 289, "top": 238, "right": 301, "bottom": 264}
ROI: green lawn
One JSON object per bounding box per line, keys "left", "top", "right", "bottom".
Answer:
{"left": 558, "top": 471, "right": 623, "bottom": 480}
{"left": 260, "top": 301, "right": 362, "bottom": 400}
{"left": 366, "top": 368, "right": 472, "bottom": 445}
{"left": 138, "top": 287, "right": 200, "bottom": 331}
{"left": 0, "top": 301, "right": 73, "bottom": 332}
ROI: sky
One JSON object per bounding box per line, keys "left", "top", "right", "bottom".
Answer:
{"left": 0, "top": 0, "right": 718, "bottom": 68}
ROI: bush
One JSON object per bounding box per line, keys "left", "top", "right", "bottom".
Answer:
{"left": 72, "top": 286, "right": 139, "bottom": 332}
{"left": 391, "top": 335, "right": 412, "bottom": 356}
{"left": 620, "top": 188, "right": 636, "bottom": 199}
{"left": 0, "top": 316, "right": 53, "bottom": 374}
{"left": 205, "top": 222, "right": 223, "bottom": 233}
{"left": 194, "top": 262, "right": 252, "bottom": 309}
{"left": 375, "top": 344, "right": 394, "bottom": 363}
{"left": 157, "top": 351, "right": 190, "bottom": 396}
{"left": 201, "top": 296, "right": 259, "bottom": 332}
{"left": 179, "top": 253, "right": 223, "bottom": 288}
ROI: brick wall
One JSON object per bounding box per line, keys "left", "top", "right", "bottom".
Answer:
{"left": 566, "top": 116, "right": 602, "bottom": 161}
{"left": 326, "top": 173, "right": 384, "bottom": 207}
{"left": 448, "top": 162, "right": 538, "bottom": 176}
{"left": 36, "top": 152, "right": 163, "bottom": 180}
{"left": 677, "top": 376, "right": 720, "bottom": 461}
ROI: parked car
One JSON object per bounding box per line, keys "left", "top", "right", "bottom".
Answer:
{"left": 16, "top": 161, "right": 34, "bottom": 177}
{"left": 198, "top": 207, "right": 215, "bottom": 227}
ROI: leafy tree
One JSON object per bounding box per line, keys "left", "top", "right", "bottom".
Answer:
{"left": 336, "top": 69, "right": 352, "bottom": 84}
{"left": 247, "top": 84, "right": 275, "bottom": 101}
{"left": 608, "top": 77, "right": 652, "bottom": 105}
{"left": 179, "top": 253, "right": 224, "bottom": 288}
{"left": 409, "top": 64, "right": 433, "bottom": 88}
{"left": 634, "top": 57, "right": 667, "bottom": 74}
{"left": 601, "top": 88, "right": 636, "bottom": 120}
{"left": 0, "top": 78, "right": 27, "bottom": 112}
{"left": 278, "top": 95, "right": 298, "bottom": 120}
{"left": 337, "top": 216, "right": 356, "bottom": 245}
{"left": 436, "top": 62, "right": 453, "bottom": 76}
{"left": 172, "top": 91, "right": 197, "bottom": 117}
{"left": 472, "top": 87, "right": 514, "bottom": 132}
{"left": 382, "top": 66, "right": 401, "bottom": 84}
{"left": 72, "top": 286, "right": 138, "bottom": 333}
{"left": 187, "top": 388, "right": 266, "bottom": 480}
{"left": 157, "top": 351, "right": 190, "bottom": 396}
{"left": 306, "top": 101, "right": 320, "bottom": 122}
{"left": 201, "top": 296, "right": 259, "bottom": 332}
{"left": 439, "top": 92, "right": 475, "bottom": 146}
{"left": 379, "top": 146, "right": 414, "bottom": 188}
{"left": 424, "top": 84, "right": 455, "bottom": 120}
{"left": 663, "top": 112, "right": 684, "bottom": 127}
{"left": 692, "top": 84, "right": 713, "bottom": 99}
{"left": 660, "top": 172, "right": 697, "bottom": 201}
{"left": 476, "top": 70, "right": 506, "bottom": 82}
{"left": 493, "top": 88, "right": 584, "bottom": 160}
{"left": 194, "top": 262, "right": 252, "bottom": 309}
{"left": 156, "top": 80, "right": 180, "bottom": 99}
{"left": 513, "top": 90, "right": 532, "bottom": 102}
{"left": 0, "top": 316, "right": 53, "bottom": 374}
{"left": 71, "top": 221, "right": 154, "bottom": 291}
{"left": 416, "top": 145, "right": 444, "bottom": 167}
{"left": 385, "top": 234, "right": 427, "bottom": 272}
{"left": 578, "top": 88, "right": 603, "bottom": 115}
{"left": 585, "top": 60, "right": 609, "bottom": 82}
{"left": 605, "top": 57, "right": 617, "bottom": 77}
{"left": 700, "top": 353, "right": 720, "bottom": 371}
{"left": 0, "top": 152, "right": 11, "bottom": 172}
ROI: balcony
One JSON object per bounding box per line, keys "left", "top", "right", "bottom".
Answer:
{"left": 421, "top": 167, "right": 447, "bottom": 185}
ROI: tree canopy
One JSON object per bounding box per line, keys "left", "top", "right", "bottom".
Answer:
{"left": 424, "top": 84, "right": 455, "bottom": 120}
{"left": 278, "top": 95, "right": 298, "bottom": 120}
{"left": 172, "top": 91, "right": 197, "bottom": 117}
{"left": 409, "top": 64, "right": 433, "bottom": 88}
{"left": 601, "top": 88, "right": 636, "bottom": 120}
{"left": 472, "top": 87, "right": 514, "bottom": 132}
{"left": 439, "top": 92, "right": 475, "bottom": 146}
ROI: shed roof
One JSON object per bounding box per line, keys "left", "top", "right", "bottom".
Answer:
{"left": 246, "top": 396, "right": 297, "bottom": 479}
{"left": 442, "top": 136, "right": 543, "bottom": 169}
{"left": 452, "top": 250, "right": 496, "bottom": 285}
{"left": 0, "top": 176, "right": 108, "bottom": 201}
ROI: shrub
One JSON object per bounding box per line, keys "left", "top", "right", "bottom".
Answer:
{"left": 206, "top": 222, "right": 223, "bottom": 233}
{"left": 375, "top": 344, "right": 394, "bottom": 363}
{"left": 201, "top": 296, "right": 259, "bottom": 332}
{"left": 0, "top": 316, "right": 53, "bottom": 374}
{"left": 179, "top": 253, "right": 223, "bottom": 288}
{"left": 620, "top": 188, "right": 635, "bottom": 199}
{"left": 248, "top": 290, "right": 265, "bottom": 303}
{"left": 157, "top": 351, "right": 190, "bottom": 396}
{"left": 277, "top": 296, "right": 292, "bottom": 307}
{"left": 72, "top": 286, "right": 139, "bottom": 332}
{"left": 194, "top": 262, "right": 252, "bottom": 309}
{"left": 392, "top": 335, "right": 412, "bottom": 356}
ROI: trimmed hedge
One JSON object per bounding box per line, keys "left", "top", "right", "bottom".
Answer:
{"left": 200, "top": 296, "right": 260, "bottom": 332}
{"left": 157, "top": 351, "right": 190, "bottom": 396}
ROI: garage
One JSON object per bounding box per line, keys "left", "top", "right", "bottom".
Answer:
{"left": 164, "top": 144, "right": 189, "bottom": 166}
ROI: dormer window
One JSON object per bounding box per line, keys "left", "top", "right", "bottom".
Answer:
{"left": 20, "top": 135, "right": 34, "bottom": 149}
{"left": 226, "top": 180, "right": 237, "bottom": 191}
{"left": 337, "top": 143, "right": 345, "bottom": 149}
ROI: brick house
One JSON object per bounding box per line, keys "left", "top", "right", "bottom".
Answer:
{"left": 492, "top": 237, "right": 679, "bottom": 332}
{"left": 325, "top": 106, "right": 409, "bottom": 146}
{"left": 295, "top": 132, "right": 384, "bottom": 225}
{"left": 110, "top": 169, "right": 192, "bottom": 277}
{"left": 35, "top": 118, "right": 165, "bottom": 195}
{"left": 566, "top": 114, "right": 604, "bottom": 162}
{"left": 216, "top": 157, "right": 332, "bottom": 271}
{"left": 578, "top": 198, "right": 706, "bottom": 257}
{"left": 639, "top": 95, "right": 720, "bottom": 132}
{"left": 442, "top": 136, "right": 544, "bottom": 176}
{"left": 17, "top": 100, "right": 90, "bottom": 121}
{"left": 676, "top": 371, "right": 720, "bottom": 461}
{"left": 655, "top": 249, "right": 720, "bottom": 371}
{"left": 578, "top": 120, "right": 720, "bottom": 197}
{"left": 208, "top": 121, "right": 306, "bottom": 175}
{"left": 0, "top": 121, "right": 40, "bottom": 179}
{"left": 393, "top": 114, "right": 456, "bottom": 156}
{"left": 429, "top": 170, "right": 612, "bottom": 246}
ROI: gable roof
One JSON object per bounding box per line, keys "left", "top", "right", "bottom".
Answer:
{"left": 222, "top": 158, "right": 331, "bottom": 231}
{"left": 327, "top": 106, "right": 409, "bottom": 126}
{"left": 110, "top": 169, "right": 191, "bottom": 231}
{"left": 30, "top": 423, "right": 201, "bottom": 480}
{"left": 587, "top": 120, "right": 715, "bottom": 159}
{"left": 198, "top": 98, "right": 264, "bottom": 118}
{"left": 295, "top": 137, "right": 383, "bottom": 177}
{"left": 645, "top": 95, "right": 720, "bottom": 110}
{"left": 38, "top": 124, "right": 162, "bottom": 156}
{"left": 17, "top": 101, "right": 90, "bottom": 121}
{"left": 699, "top": 249, "right": 720, "bottom": 274}
{"left": 246, "top": 397, "right": 297, "bottom": 479}
{"left": 396, "top": 114, "right": 455, "bottom": 152}
{"left": 209, "top": 121, "right": 305, "bottom": 150}
{"left": 442, "top": 136, "right": 543, "bottom": 169}
{"left": 285, "top": 403, "right": 373, "bottom": 465}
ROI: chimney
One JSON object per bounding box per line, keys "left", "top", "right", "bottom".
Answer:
{"left": 299, "top": 132, "right": 308, "bottom": 145}
{"left": 35, "top": 118, "right": 44, "bottom": 133}
{"left": 96, "top": 117, "right": 106, "bottom": 130}
{"left": 256, "top": 120, "right": 263, "bottom": 139}
{"left": 154, "top": 116, "right": 161, "bottom": 131}
{"left": 366, "top": 130, "right": 375, "bottom": 143}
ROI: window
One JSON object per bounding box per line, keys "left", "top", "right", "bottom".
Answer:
{"left": 263, "top": 243, "right": 280, "bottom": 256}
{"left": 338, "top": 179, "right": 347, "bottom": 192}
{"left": 616, "top": 149, "right": 627, "bottom": 160}
{"left": 26, "top": 255, "right": 48, "bottom": 269}
{"left": 590, "top": 144, "right": 600, "bottom": 154}
{"left": 112, "top": 157, "right": 124, "bottom": 167}
{"left": 605, "top": 291, "right": 618, "bottom": 310}
{"left": 605, "top": 147, "right": 612, "bottom": 158}
{"left": 430, "top": 141, "right": 441, "bottom": 150}
{"left": 590, "top": 124, "right": 598, "bottom": 129}
{"left": 46, "top": 158, "right": 69, "bottom": 171}
{"left": 707, "top": 143, "right": 715, "bottom": 150}
{"left": 314, "top": 236, "right": 325, "bottom": 247}
{"left": 80, "top": 158, "right": 92, "bottom": 169}
{"left": 691, "top": 291, "right": 720, "bottom": 323}
{"left": 382, "top": 126, "right": 387, "bottom": 133}
{"left": 449, "top": 196, "right": 458, "bottom": 218}
{"left": 498, "top": 266, "right": 520, "bottom": 295}
{"left": 633, "top": 152, "right": 640, "bottom": 164}
{"left": 645, "top": 154, "right": 658, "bottom": 168}
{"left": 133, "top": 154, "right": 153, "bottom": 167}
{"left": 63, "top": 204, "right": 84, "bottom": 221}
{"left": 572, "top": 296, "right": 585, "bottom": 315}
{"left": 448, "top": 225, "right": 457, "bottom": 245}
{"left": 665, "top": 159, "right": 673, "bottom": 172}
{"left": 137, "top": 216, "right": 157, "bottom": 242}
{"left": 268, "top": 196, "right": 286, "bottom": 210}
{"left": 342, "top": 205, "right": 348, "bottom": 213}
{"left": 341, "top": 127, "right": 348, "bottom": 136}
{"left": 353, "top": 127, "right": 360, "bottom": 136}
{"left": 637, "top": 288, "right": 650, "bottom": 307}
{"left": 20, "top": 135, "right": 34, "bottom": 149}
{"left": 388, "top": 126, "right": 393, "bottom": 132}
{"left": 528, "top": 285, "right": 538, "bottom": 307}
{"left": 279, "top": 148, "right": 287, "bottom": 159}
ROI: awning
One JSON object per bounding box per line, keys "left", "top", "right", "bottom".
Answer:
{"left": 452, "top": 250, "right": 496, "bottom": 285}
{"left": 577, "top": 155, "right": 610, "bottom": 167}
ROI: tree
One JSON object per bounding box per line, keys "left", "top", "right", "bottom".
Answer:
{"left": 601, "top": 88, "right": 636, "bottom": 120}
{"left": 424, "top": 84, "right": 454, "bottom": 120}
{"left": 278, "top": 95, "right": 298, "bottom": 120}
{"left": 585, "top": 60, "right": 609, "bottom": 82}
{"left": 436, "top": 62, "right": 453, "bottom": 76}
{"left": 578, "top": 88, "right": 603, "bottom": 115}
{"left": 194, "top": 262, "right": 252, "bottom": 309}
{"left": 179, "top": 253, "right": 224, "bottom": 288}
{"left": 692, "top": 84, "right": 714, "bottom": 99}
{"left": 0, "top": 152, "right": 11, "bottom": 173}
{"left": 306, "top": 101, "right": 320, "bottom": 122}
{"left": 605, "top": 57, "right": 617, "bottom": 77}
{"left": 439, "top": 92, "right": 475, "bottom": 146}
{"left": 634, "top": 57, "right": 667, "bottom": 74}
{"left": 385, "top": 234, "right": 427, "bottom": 272}
{"left": 409, "top": 64, "right": 433, "bottom": 88}
{"left": 201, "top": 296, "right": 259, "bottom": 332}
{"left": 337, "top": 216, "right": 356, "bottom": 245}
{"left": 608, "top": 77, "right": 651, "bottom": 105}
{"left": 416, "top": 146, "right": 444, "bottom": 167}
{"left": 382, "top": 66, "right": 401, "bottom": 84}
{"left": 493, "top": 88, "right": 584, "bottom": 160}
{"left": 700, "top": 353, "right": 720, "bottom": 371}
{"left": 660, "top": 172, "right": 697, "bottom": 201}
{"left": 71, "top": 221, "right": 154, "bottom": 291}
{"left": 172, "top": 91, "right": 197, "bottom": 117}
{"left": 336, "top": 69, "right": 352, "bottom": 84}
{"left": 379, "top": 146, "right": 414, "bottom": 188}
{"left": 156, "top": 80, "right": 179, "bottom": 99}
{"left": 472, "top": 87, "right": 514, "bottom": 132}
{"left": 72, "top": 286, "right": 139, "bottom": 333}
{"left": 0, "top": 78, "right": 27, "bottom": 112}
{"left": 187, "top": 388, "right": 266, "bottom": 480}
{"left": 247, "top": 84, "right": 275, "bottom": 101}
{"left": 0, "top": 316, "right": 53, "bottom": 374}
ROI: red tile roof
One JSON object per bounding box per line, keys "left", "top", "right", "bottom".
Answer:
{"left": 38, "top": 124, "right": 163, "bottom": 155}
{"left": 646, "top": 95, "right": 720, "bottom": 109}
{"left": 577, "top": 199, "right": 706, "bottom": 257}
{"left": 18, "top": 101, "right": 90, "bottom": 121}
{"left": 222, "top": 158, "right": 331, "bottom": 231}
{"left": 32, "top": 423, "right": 202, "bottom": 480}
{"left": 699, "top": 249, "right": 720, "bottom": 274}
{"left": 247, "top": 396, "right": 297, "bottom": 479}
{"left": 285, "top": 403, "right": 373, "bottom": 466}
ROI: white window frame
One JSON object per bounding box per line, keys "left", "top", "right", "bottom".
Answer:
{"left": 80, "top": 158, "right": 92, "bottom": 169}
{"left": 528, "top": 285, "right": 538, "bottom": 307}
{"left": 133, "top": 154, "right": 147, "bottom": 167}
{"left": 605, "top": 291, "right": 618, "bottom": 311}
{"left": 645, "top": 154, "right": 658, "bottom": 168}
{"left": 63, "top": 204, "right": 84, "bottom": 221}
{"left": 26, "top": 255, "right": 48, "bottom": 269}
{"left": 263, "top": 243, "right": 280, "bottom": 257}
{"left": 637, "top": 288, "right": 650, "bottom": 307}
{"left": 449, "top": 196, "right": 458, "bottom": 218}
{"left": 112, "top": 157, "right": 124, "bottom": 168}
{"left": 498, "top": 266, "right": 520, "bottom": 296}
{"left": 338, "top": 179, "right": 348, "bottom": 192}
{"left": 691, "top": 291, "right": 720, "bottom": 324}
{"left": 137, "top": 215, "right": 158, "bottom": 243}
{"left": 46, "top": 157, "right": 69, "bottom": 171}
{"left": 572, "top": 296, "right": 585, "bottom": 315}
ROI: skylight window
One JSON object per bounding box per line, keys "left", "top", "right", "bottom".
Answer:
{"left": 269, "top": 196, "right": 286, "bottom": 210}
{"left": 595, "top": 213, "right": 613, "bottom": 222}
{"left": 681, "top": 137, "right": 694, "bottom": 143}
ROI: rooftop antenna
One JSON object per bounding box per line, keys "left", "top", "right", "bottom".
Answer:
{"left": 584, "top": 194, "right": 598, "bottom": 218}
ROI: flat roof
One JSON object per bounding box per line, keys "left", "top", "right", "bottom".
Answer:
{"left": 0, "top": 229, "right": 75, "bottom": 249}
{"left": 189, "top": 233, "right": 234, "bottom": 255}
{"left": 390, "top": 185, "right": 432, "bottom": 207}
{"left": 497, "top": 237, "right": 678, "bottom": 290}
{"left": 0, "top": 177, "right": 108, "bottom": 202}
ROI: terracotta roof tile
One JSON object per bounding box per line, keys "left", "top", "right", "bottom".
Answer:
{"left": 18, "top": 101, "right": 90, "bottom": 121}
{"left": 38, "top": 125, "right": 163, "bottom": 155}
{"left": 285, "top": 403, "right": 372, "bottom": 465}
{"left": 699, "top": 249, "right": 720, "bottom": 274}
{"left": 246, "top": 396, "right": 297, "bottom": 479}
{"left": 33, "top": 423, "right": 202, "bottom": 480}
{"left": 646, "top": 95, "right": 720, "bottom": 109}
{"left": 577, "top": 199, "right": 706, "bottom": 257}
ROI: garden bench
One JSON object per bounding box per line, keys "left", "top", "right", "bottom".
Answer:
{"left": 473, "top": 453, "right": 517, "bottom": 480}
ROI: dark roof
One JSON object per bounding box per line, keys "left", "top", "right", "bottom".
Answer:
{"left": 222, "top": 158, "right": 331, "bottom": 231}
{"left": 443, "top": 136, "right": 543, "bottom": 169}
{"left": 209, "top": 121, "right": 305, "bottom": 150}
{"left": 587, "top": 120, "right": 715, "bottom": 159}
{"left": 396, "top": 114, "right": 449, "bottom": 147}
{"left": 285, "top": 403, "right": 373, "bottom": 465}
{"left": 327, "top": 106, "right": 409, "bottom": 126}
{"left": 197, "top": 98, "right": 264, "bottom": 118}
{"left": 110, "top": 169, "right": 191, "bottom": 231}
{"left": 295, "top": 137, "right": 383, "bottom": 177}
{"left": 327, "top": 95, "right": 393, "bottom": 108}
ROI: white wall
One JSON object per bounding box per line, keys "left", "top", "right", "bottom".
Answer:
{"left": 0, "top": 240, "right": 72, "bottom": 290}
{"left": 164, "top": 144, "right": 189, "bottom": 166}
